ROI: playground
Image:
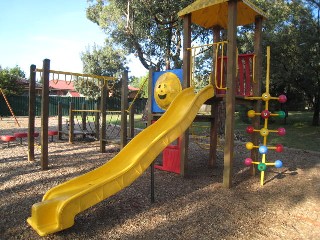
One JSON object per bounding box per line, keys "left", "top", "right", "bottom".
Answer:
{"left": 1, "top": 117, "right": 319, "bottom": 239}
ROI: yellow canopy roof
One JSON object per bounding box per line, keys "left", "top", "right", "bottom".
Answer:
{"left": 178, "top": 0, "right": 267, "bottom": 29}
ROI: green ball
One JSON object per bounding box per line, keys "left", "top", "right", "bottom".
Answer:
{"left": 257, "top": 163, "right": 267, "bottom": 172}
{"left": 277, "top": 111, "right": 286, "bottom": 119}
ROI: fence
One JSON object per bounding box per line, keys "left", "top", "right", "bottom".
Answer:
{"left": 0, "top": 96, "right": 147, "bottom": 117}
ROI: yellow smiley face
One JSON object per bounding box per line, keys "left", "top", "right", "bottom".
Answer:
{"left": 154, "top": 72, "right": 182, "bottom": 110}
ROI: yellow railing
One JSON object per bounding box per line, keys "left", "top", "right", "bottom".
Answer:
{"left": 187, "top": 41, "right": 228, "bottom": 90}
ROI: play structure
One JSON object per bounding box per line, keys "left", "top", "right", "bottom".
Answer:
{"left": 27, "top": 0, "right": 286, "bottom": 236}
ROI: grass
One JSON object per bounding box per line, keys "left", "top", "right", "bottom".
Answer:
{"left": 235, "top": 111, "right": 320, "bottom": 152}
{"left": 77, "top": 111, "right": 320, "bottom": 152}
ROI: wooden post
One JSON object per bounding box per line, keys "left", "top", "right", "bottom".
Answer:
{"left": 28, "top": 64, "right": 36, "bottom": 162}
{"left": 69, "top": 102, "right": 74, "bottom": 143}
{"left": 223, "top": 0, "right": 237, "bottom": 188}
{"left": 41, "top": 59, "right": 50, "bottom": 170}
{"left": 180, "top": 13, "right": 192, "bottom": 177}
{"left": 94, "top": 102, "right": 100, "bottom": 139}
{"left": 251, "top": 16, "right": 263, "bottom": 175}
{"left": 100, "top": 80, "right": 107, "bottom": 153}
{"left": 129, "top": 101, "right": 135, "bottom": 139}
{"left": 148, "top": 67, "right": 155, "bottom": 204}
{"left": 82, "top": 103, "right": 87, "bottom": 131}
{"left": 209, "top": 27, "right": 221, "bottom": 167}
{"left": 58, "top": 102, "right": 62, "bottom": 140}
{"left": 147, "top": 67, "right": 155, "bottom": 127}
{"left": 121, "top": 70, "right": 129, "bottom": 149}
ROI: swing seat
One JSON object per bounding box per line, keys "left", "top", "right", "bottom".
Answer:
{"left": 48, "top": 130, "right": 58, "bottom": 142}
{"left": 14, "top": 132, "right": 28, "bottom": 144}
{"left": 1, "top": 135, "right": 16, "bottom": 147}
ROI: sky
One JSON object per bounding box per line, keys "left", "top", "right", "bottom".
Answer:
{"left": 0, "top": 0, "right": 147, "bottom": 78}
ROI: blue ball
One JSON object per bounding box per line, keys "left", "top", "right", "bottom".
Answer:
{"left": 275, "top": 160, "right": 283, "bottom": 168}
{"left": 259, "top": 145, "right": 268, "bottom": 154}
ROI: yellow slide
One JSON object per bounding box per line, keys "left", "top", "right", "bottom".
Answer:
{"left": 27, "top": 85, "right": 214, "bottom": 236}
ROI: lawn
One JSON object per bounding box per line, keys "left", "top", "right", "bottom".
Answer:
{"left": 235, "top": 111, "right": 320, "bottom": 152}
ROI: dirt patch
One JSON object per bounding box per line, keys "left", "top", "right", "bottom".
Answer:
{"left": 1, "top": 117, "right": 319, "bottom": 239}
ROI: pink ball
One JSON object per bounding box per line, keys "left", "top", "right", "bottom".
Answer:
{"left": 246, "top": 126, "right": 254, "bottom": 134}
{"left": 277, "top": 127, "right": 286, "bottom": 136}
{"left": 244, "top": 158, "right": 253, "bottom": 166}
{"left": 261, "top": 110, "right": 271, "bottom": 119}
{"left": 278, "top": 95, "right": 287, "bottom": 103}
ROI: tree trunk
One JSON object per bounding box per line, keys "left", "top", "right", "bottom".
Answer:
{"left": 312, "top": 94, "right": 320, "bottom": 126}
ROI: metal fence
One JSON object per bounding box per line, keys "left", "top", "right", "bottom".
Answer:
{"left": 0, "top": 96, "right": 147, "bottom": 117}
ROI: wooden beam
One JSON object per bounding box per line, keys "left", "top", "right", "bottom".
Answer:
{"left": 41, "top": 59, "right": 50, "bottom": 170}
{"left": 180, "top": 14, "right": 192, "bottom": 177}
{"left": 58, "top": 102, "right": 62, "bottom": 140}
{"left": 69, "top": 102, "right": 74, "bottom": 143}
{"left": 28, "top": 64, "right": 36, "bottom": 162}
{"left": 100, "top": 80, "right": 107, "bottom": 153}
{"left": 223, "top": 0, "right": 237, "bottom": 188}
{"left": 209, "top": 27, "right": 222, "bottom": 167}
{"left": 120, "top": 70, "right": 129, "bottom": 149}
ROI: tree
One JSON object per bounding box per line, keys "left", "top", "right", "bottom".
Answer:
{"left": 239, "top": 0, "right": 320, "bottom": 125}
{"left": 86, "top": 0, "right": 210, "bottom": 71}
{"left": 75, "top": 39, "right": 127, "bottom": 99}
{"left": 0, "top": 66, "right": 25, "bottom": 96}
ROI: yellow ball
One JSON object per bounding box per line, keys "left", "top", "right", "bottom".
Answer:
{"left": 260, "top": 128, "right": 269, "bottom": 137}
{"left": 247, "top": 110, "right": 256, "bottom": 118}
{"left": 261, "top": 92, "right": 270, "bottom": 101}
{"left": 246, "top": 142, "right": 254, "bottom": 150}
{"left": 154, "top": 72, "right": 182, "bottom": 110}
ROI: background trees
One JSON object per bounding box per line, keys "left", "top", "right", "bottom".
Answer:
{"left": 74, "top": 39, "right": 127, "bottom": 99}
{"left": 0, "top": 66, "right": 25, "bottom": 96}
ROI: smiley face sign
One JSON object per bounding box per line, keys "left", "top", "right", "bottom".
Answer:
{"left": 154, "top": 72, "right": 182, "bottom": 110}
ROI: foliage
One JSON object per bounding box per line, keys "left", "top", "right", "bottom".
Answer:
{"left": 129, "top": 74, "right": 149, "bottom": 98}
{"left": 76, "top": 39, "right": 126, "bottom": 99}
{"left": 86, "top": 0, "right": 211, "bottom": 71}
{"left": 239, "top": 0, "right": 320, "bottom": 126}
{"left": 0, "top": 66, "right": 25, "bottom": 96}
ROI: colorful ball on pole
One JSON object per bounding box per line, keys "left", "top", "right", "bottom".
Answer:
{"left": 244, "top": 158, "right": 253, "bottom": 166}
{"left": 274, "top": 160, "right": 283, "bottom": 168}
{"left": 275, "top": 144, "right": 284, "bottom": 152}
{"left": 262, "top": 92, "right": 271, "bottom": 101}
{"left": 260, "top": 128, "right": 269, "bottom": 137}
{"left": 246, "top": 142, "right": 254, "bottom": 150}
{"left": 247, "top": 110, "right": 256, "bottom": 118}
{"left": 259, "top": 145, "right": 268, "bottom": 154}
{"left": 246, "top": 126, "right": 254, "bottom": 134}
{"left": 278, "top": 95, "right": 287, "bottom": 103}
{"left": 258, "top": 163, "right": 267, "bottom": 171}
{"left": 261, "top": 110, "right": 270, "bottom": 119}
{"left": 277, "top": 111, "right": 286, "bottom": 119}
{"left": 277, "top": 127, "right": 286, "bottom": 136}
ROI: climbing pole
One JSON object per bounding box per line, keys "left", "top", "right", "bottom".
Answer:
{"left": 244, "top": 47, "right": 287, "bottom": 186}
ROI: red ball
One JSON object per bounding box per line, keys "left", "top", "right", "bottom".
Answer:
{"left": 277, "top": 127, "right": 286, "bottom": 136}
{"left": 246, "top": 126, "right": 254, "bottom": 134}
{"left": 275, "top": 144, "right": 284, "bottom": 152}
{"left": 278, "top": 95, "right": 287, "bottom": 103}
{"left": 244, "top": 158, "right": 253, "bottom": 166}
{"left": 261, "top": 110, "right": 271, "bottom": 119}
